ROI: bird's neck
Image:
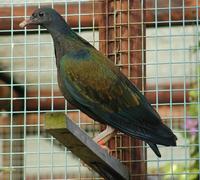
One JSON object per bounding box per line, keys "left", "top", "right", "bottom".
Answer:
{"left": 47, "top": 23, "right": 70, "bottom": 38}
{"left": 52, "top": 33, "right": 66, "bottom": 68}
{"left": 51, "top": 30, "right": 76, "bottom": 69}
{"left": 44, "top": 22, "right": 73, "bottom": 68}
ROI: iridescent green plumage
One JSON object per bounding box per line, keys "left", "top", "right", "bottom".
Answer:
{"left": 21, "top": 8, "right": 177, "bottom": 157}
{"left": 59, "top": 48, "right": 140, "bottom": 111}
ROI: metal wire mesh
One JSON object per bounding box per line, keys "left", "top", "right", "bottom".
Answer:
{"left": 0, "top": 0, "right": 199, "bottom": 179}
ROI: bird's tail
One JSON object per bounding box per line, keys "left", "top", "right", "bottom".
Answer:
{"left": 146, "top": 123, "right": 177, "bottom": 158}
{"left": 147, "top": 142, "right": 161, "bottom": 157}
{"left": 154, "top": 123, "right": 177, "bottom": 147}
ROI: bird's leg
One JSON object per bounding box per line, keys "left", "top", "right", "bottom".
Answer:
{"left": 93, "top": 125, "right": 117, "bottom": 148}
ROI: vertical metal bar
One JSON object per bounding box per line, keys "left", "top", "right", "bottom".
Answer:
{"left": 113, "top": 0, "right": 116, "bottom": 65}
{"left": 92, "top": 0, "right": 95, "bottom": 47}
{"left": 168, "top": 1, "right": 174, "bottom": 179}
{"left": 64, "top": 2, "right": 68, "bottom": 180}
{"left": 154, "top": 1, "right": 160, "bottom": 177}
{"left": 195, "top": 0, "right": 200, "bottom": 176}
{"left": 92, "top": 0, "right": 97, "bottom": 159}
{"left": 141, "top": 0, "right": 145, "bottom": 94}
{"left": 23, "top": 1, "right": 27, "bottom": 179}
{"left": 50, "top": 2, "right": 55, "bottom": 179}
{"left": 127, "top": 0, "right": 130, "bottom": 78}
{"left": 37, "top": 2, "right": 41, "bottom": 180}
{"left": 141, "top": 0, "right": 146, "bottom": 165}
{"left": 10, "top": 1, "right": 14, "bottom": 179}
{"left": 182, "top": 0, "right": 188, "bottom": 178}
{"left": 78, "top": 1, "right": 81, "bottom": 178}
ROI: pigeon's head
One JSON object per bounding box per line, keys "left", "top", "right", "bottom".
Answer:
{"left": 19, "top": 8, "right": 66, "bottom": 29}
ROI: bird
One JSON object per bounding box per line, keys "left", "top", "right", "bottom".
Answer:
{"left": 19, "top": 7, "right": 177, "bottom": 157}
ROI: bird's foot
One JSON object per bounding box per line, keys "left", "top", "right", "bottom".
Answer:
{"left": 93, "top": 125, "right": 117, "bottom": 154}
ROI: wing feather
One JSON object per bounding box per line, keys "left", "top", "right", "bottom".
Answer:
{"left": 59, "top": 48, "right": 140, "bottom": 112}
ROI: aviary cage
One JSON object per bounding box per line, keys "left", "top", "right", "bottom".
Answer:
{"left": 0, "top": 0, "right": 199, "bottom": 179}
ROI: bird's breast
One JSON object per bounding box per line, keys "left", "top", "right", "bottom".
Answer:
{"left": 57, "top": 70, "right": 75, "bottom": 104}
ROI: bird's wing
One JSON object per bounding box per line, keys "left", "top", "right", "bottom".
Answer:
{"left": 59, "top": 48, "right": 141, "bottom": 115}
{"left": 59, "top": 48, "right": 176, "bottom": 145}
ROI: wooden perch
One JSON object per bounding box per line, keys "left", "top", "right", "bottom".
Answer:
{"left": 44, "top": 112, "right": 130, "bottom": 180}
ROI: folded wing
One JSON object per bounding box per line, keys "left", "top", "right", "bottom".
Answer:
{"left": 59, "top": 47, "right": 177, "bottom": 156}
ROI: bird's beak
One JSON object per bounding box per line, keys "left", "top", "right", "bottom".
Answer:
{"left": 19, "top": 18, "right": 34, "bottom": 28}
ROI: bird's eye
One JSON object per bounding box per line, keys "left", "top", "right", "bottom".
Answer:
{"left": 39, "top": 12, "right": 44, "bottom": 17}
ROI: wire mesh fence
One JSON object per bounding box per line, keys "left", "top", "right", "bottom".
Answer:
{"left": 0, "top": 0, "right": 199, "bottom": 179}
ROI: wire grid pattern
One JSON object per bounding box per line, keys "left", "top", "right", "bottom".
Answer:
{"left": 145, "top": 0, "right": 200, "bottom": 179}
{"left": 0, "top": 0, "right": 199, "bottom": 180}
{"left": 0, "top": 0, "right": 101, "bottom": 179}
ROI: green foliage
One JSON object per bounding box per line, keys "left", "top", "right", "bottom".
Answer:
{"left": 188, "top": 67, "right": 200, "bottom": 116}
{"left": 187, "top": 65, "right": 200, "bottom": 180}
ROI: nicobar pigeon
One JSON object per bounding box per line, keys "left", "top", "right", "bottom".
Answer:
{"left": 20, "top": 8, "right": 177, "bottom": 157}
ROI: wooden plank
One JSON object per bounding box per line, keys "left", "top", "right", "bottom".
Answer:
{"left": 44, "top": 112, "right": 130, "bottom": 180}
